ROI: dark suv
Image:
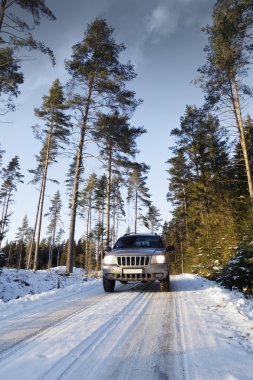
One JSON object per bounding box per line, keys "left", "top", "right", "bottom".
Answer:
{"left": 102, "top": 233, "right": 175, "bottom": 292}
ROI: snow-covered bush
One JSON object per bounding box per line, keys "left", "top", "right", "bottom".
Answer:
{"left": 218, "top": 247, "right": 253, "bottom": 295}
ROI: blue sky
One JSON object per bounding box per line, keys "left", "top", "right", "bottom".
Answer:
{"left": 1, "top": 0, "right": 217, "bottom": 242}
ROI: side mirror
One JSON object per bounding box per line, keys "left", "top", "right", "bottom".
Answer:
{"left": 166, "top": 245, "right": 175, "bottom": 252}
{"left": 105, "top": 246, "right": 112, "bottom": 253}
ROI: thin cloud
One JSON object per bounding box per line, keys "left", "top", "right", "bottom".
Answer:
{"left": 147, "top": 4, "right": 179, "bottom": 41}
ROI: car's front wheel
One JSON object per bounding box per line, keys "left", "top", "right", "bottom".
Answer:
{"left": 103, "top": 276, "right": 115, "bottom": 292}
{"left": 159, "top": 275, "right": 170, "bottom": 292}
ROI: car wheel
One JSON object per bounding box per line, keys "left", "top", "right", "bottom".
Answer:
{"left": 103, "top": 276, "right": 116, "bottom": 292}
{"left": 159, "top": 275, "right": 170, "bottom": 292}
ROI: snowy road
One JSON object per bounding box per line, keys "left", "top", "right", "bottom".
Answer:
{"left": 0, "top": 275, "right": 253, "bottom": 380}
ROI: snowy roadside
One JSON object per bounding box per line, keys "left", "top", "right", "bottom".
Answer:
{"left": 0, "top": 272, "right": 252, "bottom": 379}
{"left": 0, "top": 267, "right": 101, "bottom": 314}
{"left": 175, "top": 274, "right": 253, "bottom": 322}
{"left": 172, "top": 275, "right": 253, "bottom": 379}
{"left": 1, "top": 269, "right": 252, "bottom": 325}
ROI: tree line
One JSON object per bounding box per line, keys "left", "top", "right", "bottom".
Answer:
{"left": 163, "top": 0, "right": 253, "bottom": 294}
{"left": 0, "top": 2, "right": 162, "bottom": 272}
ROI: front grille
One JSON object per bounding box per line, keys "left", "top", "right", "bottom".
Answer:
{"left": 117, "top": 256, "right": 151, "bottom": 267}
{"left": 117, "top": 273, "right": 152, "bottom": 280}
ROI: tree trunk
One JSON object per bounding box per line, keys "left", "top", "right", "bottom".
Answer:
{"left": 48, "top": 223, "right": 56, "bottom": 270}
{"left": 57, "top": 245, "right": 60, "bottom": 267}
{"left": 231, "top": 78, "right": 253, "bottom": 197}
{"left": 85, "top": 195, "right": 91, "bottom": 271}
{"left": 105, "top": 148, "right": 112, "bottom": 249}
{"left": 33, "top": 127, "right": 53, "bottom": 271}
{"left": 26, "top": 187, "right": 42, "bottom": 270}
{"left": 0, "top": 1, "right": 8, "bottom": 31}
{"left": 66, "top": 82, "right": 93, "bottom": 274}
{"left": 96, "top": 208, "right": 101, "bottom": 271}
{"left": 134, "top": 186, "right": 138, "bottom": 234}
{"left": 0, "top": 193, "right": 7, "bottom": 241}
{"left": 116, "top": 206, "right": 120, "bottom": 242}
{"left": 112, "top": 195, "right": 116, "bottom": 245}
{"left": 0, "top": 189, "right": 11, "bottom": 248}
{"left": 182, "top": 184, "right": 190, "bottom": 247}
{"left": 18, "top": 244, "right": 23, "bottom": 270}
{"left": 101, "top": 202, "right": 105, "bottom": 263}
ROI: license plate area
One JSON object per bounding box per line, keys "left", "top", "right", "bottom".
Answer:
{"left": 123, "top": 268, "right": 143, "bottom": 274}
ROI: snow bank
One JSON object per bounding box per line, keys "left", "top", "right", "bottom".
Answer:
{"left": 0, "top": 267, "right": 101, "bottom": 308}
{"left": 175, "top": 273, "right": 253, "bottom": 321}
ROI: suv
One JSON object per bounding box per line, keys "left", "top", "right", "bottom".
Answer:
{"left": 102, "top": 233, "right": 175, "bottom": 293}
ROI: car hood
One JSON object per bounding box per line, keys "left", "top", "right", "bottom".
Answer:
{"left": 112, "top": 248, "right": 164, "bottom": 255}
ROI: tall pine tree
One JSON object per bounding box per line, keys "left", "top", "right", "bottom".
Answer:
{"left": 65, "top": 19, "right": 141, "bottom": 273}
{"left": 30, "top": 79, "right": 71, "bottom": 271}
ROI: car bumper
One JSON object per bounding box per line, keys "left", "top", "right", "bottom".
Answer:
{"left": 103, "top": 264, "right": 169, "bottom": 281}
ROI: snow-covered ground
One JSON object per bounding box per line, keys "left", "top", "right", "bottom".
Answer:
{"left": 0, "top": 266, "right": 96, "bottom": 303}
{"left": 0, "top": 270, "right": 252, "bottom": 379}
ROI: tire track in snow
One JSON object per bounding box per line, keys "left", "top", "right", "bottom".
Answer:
{"left": 0, "top": 282, "right": 180, "bottom": 380}
{"left": 171, "top": 282, "right": 189, "bottom": 380}
{"left": 39, "top": 282, "right": 184, "bottom": 380}
{"left": 172, "top": 277, "right": 253, "bottom": 380}
{"left": 0, "top": 282, "right": 146, "bottom": 358}
{"left": 38, "top": 283, "right": 157, "bottom": 380}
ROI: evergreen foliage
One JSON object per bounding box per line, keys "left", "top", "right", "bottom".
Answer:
{"left": 15, "top": 214, "right": 33, "bottom": 269}
{"left": 196, "top": 0, "right": 253, "bottom": 197}
{"left": 45, "top": 191, "right": 63, "bottom": 269}
{"left": 127, "top": 162, "right": 151, "bottom": 233}
{"left": 141, "top": 205, "right": 162, "bottom": 234}
{"left": 5, "top": 5, "right": 253, "bottom": 296}
{"left": 0, "top": 0, "right": 56, "bottom": 112}
{"left": 0, "top": 18, "right": 148, "bottom": 273}
{"left": 65, "top": 19, "right": 142, "bottom": 272}
{"left": 29, "top": 79, "right": 71, "bottom": 271}
{"left": 162, "top": 1, "right": 253, "bottom": 294}
{"left": 0, "top": 156, "right": 23, "bottom": 245}
{"left": 218, "top": 246, "right": 253, "bottom": 294}
{"left": 92, "top": 111, "right": 145, "bottom": 248}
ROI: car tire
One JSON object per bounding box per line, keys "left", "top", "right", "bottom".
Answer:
{"left": 103, "top": 276, "right": 116, "bottom": 292}
{"left": 159, "top": 275, "right": 170, "bottom": 292}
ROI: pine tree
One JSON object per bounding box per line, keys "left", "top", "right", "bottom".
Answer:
{"left": 166, "top": 105, "right": 237, "bottom": 277}
{"left": 127, "top": 162, "right": 151, "bottom": 233}
{"left": 197, "top": 0, "right": 253, "bottom": 197}
{"left": 45, "top": 191, "right": 63, "bottom": 269}
{"left": 55, "top": 228, "right": 65, "bottom": 267}
{"left": 0, "top": 144, "right": 5, "bottom": 175}
{"left": 92, "top": 111, "right": 145, "bottom": 249}
{"left": 30, "top": 79, "right": 71, "bottom": 271}
{"left": 0, "top": 156, "right": 23, "bottom": 245}
{"left": 167, "top": 148, "right": 191, "bottom": 257}
{"left": 111, "top": 176, "right": 126, "bottom": 245}
{"left": 141, "top": 205, "right": 162, "bottom": 234}
{"left": 15, "top": 215, "right": 32, "bottom": 269}
{"left": 0, "top": 47, "right": 23, "bottom": 114}
{"left": 65, "top": 19, "right": 141, "bottom": 273}
{"left": 93, "top": 175, "right": 107, "bottom": 264}
{"left": 80, "top": 173, "right": 97, "bottom": 271}
{"left": 0, "top": 0, "right": 55, "bottom": 112}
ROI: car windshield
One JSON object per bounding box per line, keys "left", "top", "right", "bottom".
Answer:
{"left": 113, "top": 235, "right": 164, "bottom": 249}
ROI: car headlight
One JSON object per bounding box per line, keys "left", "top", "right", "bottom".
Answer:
{"left": 151, "top": 255, "right": 166, "bottom": 264}
{"left": 103, "top": 255, "right": 117, "bottom": 265}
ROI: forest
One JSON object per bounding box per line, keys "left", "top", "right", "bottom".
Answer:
{"left": 0, "top": 0, "right": 253, "bottom": 295}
